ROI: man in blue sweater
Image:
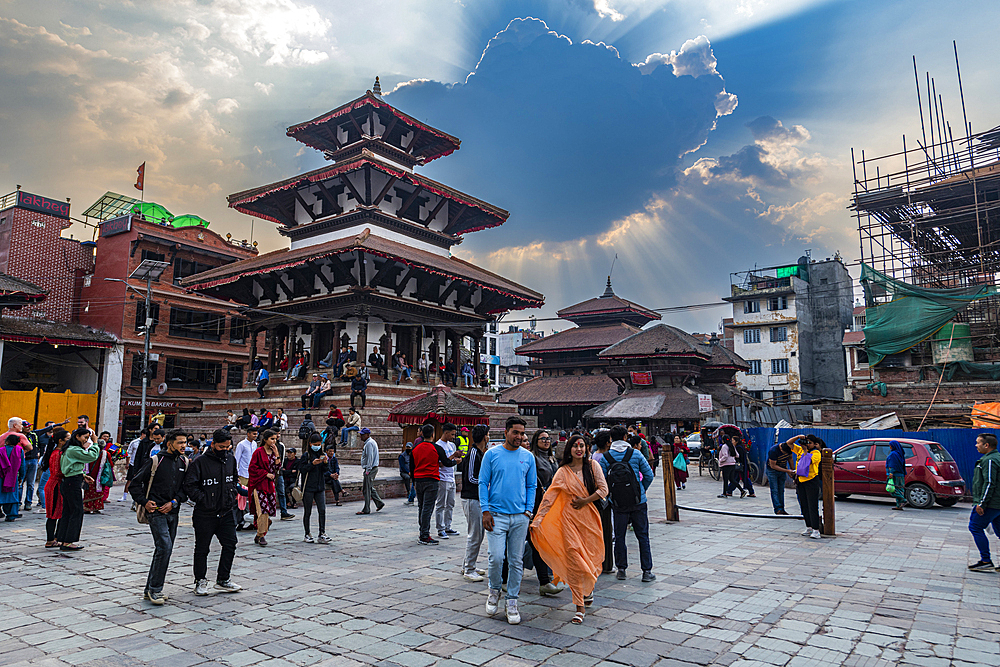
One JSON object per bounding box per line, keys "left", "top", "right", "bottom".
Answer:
{"left": 600, "top": 425, "right": 656, "bottom": 582}
{"left": 479, "top": 415, "right": 535, "bottom": 625}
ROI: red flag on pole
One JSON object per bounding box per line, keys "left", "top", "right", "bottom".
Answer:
{"left": 134, "top": 162, "right": 145, "bottom": 191}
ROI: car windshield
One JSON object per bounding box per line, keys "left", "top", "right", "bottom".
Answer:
{"left": 686, "top": 434, "right": 701, "bottom": 444}
{"left": 926, "top": 442, "right": 954, "bottom": 462}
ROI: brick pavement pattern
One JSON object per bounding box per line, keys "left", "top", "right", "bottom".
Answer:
{"left": 2, "top": 472, "right": 1000, "bottom": 667}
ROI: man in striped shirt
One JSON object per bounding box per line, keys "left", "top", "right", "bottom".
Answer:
{"left": 459, "top": 424, "right": 490, "bottom": 582}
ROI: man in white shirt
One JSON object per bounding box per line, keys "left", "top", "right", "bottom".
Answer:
{"left": 435, "top": 423, "right": 460, "bottom": 539}
{"left": 232, "top": 426, "right": 258, "bottom": 530}
{"left": 276, "top": 408, "right": 288, "bottom": 432}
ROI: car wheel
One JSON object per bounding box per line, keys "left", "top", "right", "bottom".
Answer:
{"left": 834, "top": 494, "right": 851, "bottom": 500}
{"left": 935, "top": 497, "right": 959, "bottom": 507}
{"left": 904, "top": 483, "right": 935, "bottom": 509}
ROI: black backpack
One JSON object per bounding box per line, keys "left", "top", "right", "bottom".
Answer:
{"left": 606, "top": 448, "right": 641, "bottom": 510}
{"left": 297, "top": 424, "right": 313, "bottom": 441}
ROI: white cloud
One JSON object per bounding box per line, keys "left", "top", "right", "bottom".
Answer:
{"left": 216, "top": 98, "right": 240, "bottom": 114}
{"left": 254, "top": 81, "right": 274, "bottom": 95}
{"left": 758, "top": 191, "right": 846, "bottom": 242}
{"left": 593, "top": 0, "right": 626, "bottom": 21}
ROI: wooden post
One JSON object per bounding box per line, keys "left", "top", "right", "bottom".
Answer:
{"left": 821, "top": 448, "right": 836, "bottom": 536}
{"left": 662, "top": 444, "right": 679, "bottom": 522}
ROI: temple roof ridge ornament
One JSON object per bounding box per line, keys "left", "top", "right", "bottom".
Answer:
{"left": 601, "top": 276, "right": 615, "bottom": 298}
{"left": 372, "top": 76, "right": 382, "bottom": 97}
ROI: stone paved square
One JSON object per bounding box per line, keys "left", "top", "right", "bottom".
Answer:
{"left": 3, "top": 471, "right": 1000, "bottom": 666}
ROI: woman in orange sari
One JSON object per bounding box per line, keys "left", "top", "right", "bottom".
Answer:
{"left": 530, "top": 434, "right": 608, "bottom": 625}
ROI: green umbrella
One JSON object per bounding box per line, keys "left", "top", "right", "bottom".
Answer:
{"left": 131, "top": 202, "right": 173, "bottom": 225}
{"left": 171, "top": 214, "right": 210, "bottom": 228}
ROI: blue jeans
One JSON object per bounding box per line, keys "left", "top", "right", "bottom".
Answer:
{"left": 766, "top": 468, "right": 786, "bottom": 513}
{"left": 486, "top": 512, "right": 530, "bottom": 599}
{"left": 969, "top": 507, "right": 1000, "bottom": 562}
{"left": 462, "top": 372, "right": 474, "bottom": 387}
{"left": 613, "top": 502, "right": 653, "bottom": 572}
{"left": 275, "top": 474, "right": 289, "bottom": 515}
{"left": 146, "top": 512, "right": 179, "bottom": 594}
{"left": 341, "top": 426, "right": 359, "bottom": 443}
{"left": 21, "top": 459, "right": 38, "bottom": 508}
{"left": 396, "top": 367, "right": 411, "bottom": 383}
{"left": 38, "top": 469, "right": 49, "bottom": 508}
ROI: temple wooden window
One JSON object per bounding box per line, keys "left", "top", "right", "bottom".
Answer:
{"left": 229, "top": 317, "right": 249, "bottom": 344}
{"left": 135, "top": 301, "right": 160, "bottom": 334}
{"left": 226, "top": 364, "right": 244, "bottom": 390}
{"left": 130, "top": 355, "right": 158, "bottom": 386}
{"left": 173, "top": 257, "right": 217, "bottom": 285}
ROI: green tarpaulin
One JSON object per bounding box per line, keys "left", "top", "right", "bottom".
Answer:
{"left": 861, "top": 263, "right": 999, "bottom": 366}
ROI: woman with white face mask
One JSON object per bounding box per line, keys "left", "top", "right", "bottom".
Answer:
{"left": 297, "top": 433, "right": 330, "bottom": 544}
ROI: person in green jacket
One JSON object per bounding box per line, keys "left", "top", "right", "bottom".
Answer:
{"left": 968, "top": 433, "right": 1000, "bottom": 571}
{"left": 56, "top": 428, "right": 101, "bottom": 551}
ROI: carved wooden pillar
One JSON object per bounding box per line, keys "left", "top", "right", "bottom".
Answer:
{"left": 451, "top": 331, "right": 461, "bottom": 388}
{"left": 356, "top": 307, "right": 369, "bottom": 366}
{"left": 248, "top": 329, "right": 259, "bottom": 380}
{"left": 384, "top": 324, "right": 394, "bottom": 366}
{"left": 411, "top": 326, "right": 420, "bottom": 376}
{"left": 267, "top": 327, "right": 278, "bottom": 372}
{"left": 331, "top": 321, "right": 343, "bottom": 370}
{"left": 472, "top": 330, "right": 483, "bottom": 389}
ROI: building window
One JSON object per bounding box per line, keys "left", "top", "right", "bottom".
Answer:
{"left": 743, "top": 328, "right": 761, "bottom": 344}
{"left": 767, "top": 296, "right": 788, "bottom": 311}
{"left": 141, "top": 250, "right": 166, "bottom": 263}
{"left": 856, "top": 348, "right": 870, "bottom": 366}
{"left": 165, "top": 358, "right": 221, "bottom": 390}
{"left": 744, "top": 300, "right": 760, "bottom": 314}
{"left": 173, "top": 257, "right": 217, "bottom": 285}
{"left": 773, "top": 390, "right": 791, "bottom": 404}
{"left": 746, "top": 360, "right": 762, "bottom": 375}
{"left": 489, "top": 321, "right": 497, "bottom": 334}
{"left": 747, "top": 390, "right": 764, "bottom": 400}
{"left": 169, "top": 307, "right": 224, "bottom": 341}
{"left": 135, "top": 302, "right": 160, "bottom": 334}
{"left": 489, "top": 338, "right": 497, "bottom": 356}
{"left": 479, "top": 338, "right": 486, "bottom": 354}
{"left": 226, "top": 364, "right": 244, "bottom": 390}
{"left": 770, "top": 326, "right": 788, "bottom": 342}
{"left": 229, "top": 317, "right": 249, "bottom": 344}
{"left": 771, "top": 358, "right": 789, "bottom": 374}
{"left": 130, "top": 355, "right": 158, "bottom": 386}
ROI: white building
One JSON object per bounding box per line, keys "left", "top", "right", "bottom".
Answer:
{"left": 724, "top": 257, "right": 853, "bottom": 403}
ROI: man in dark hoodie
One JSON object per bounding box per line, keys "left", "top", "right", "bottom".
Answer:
{"left": 183, "top": 428, "right": 243, "bottom": 596}
{"left": 131, "top": 429, "right": 189, "bottom": 605}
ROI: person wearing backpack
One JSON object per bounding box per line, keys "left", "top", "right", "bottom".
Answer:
{"left": 130, "top": 429, "right": 189, "bottom": 605}
{"left": 598, "top": 425, "right": 655, "bottom": 582}
{"left": 297, "top": 416, "right": 316, "bottom": 448}
{"left": 790, "top": 434, "right": 823, "bottom": 539}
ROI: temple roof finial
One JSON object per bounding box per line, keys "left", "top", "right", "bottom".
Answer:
{"left": 601, "top": 276, "right": 615, "bottom": 298}
{"left": 373, "top": 76, "right": 382, "bottom": 97}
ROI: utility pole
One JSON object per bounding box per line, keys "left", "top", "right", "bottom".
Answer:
{"left": 128, "top": 259, "right": 169, "bottom": 433}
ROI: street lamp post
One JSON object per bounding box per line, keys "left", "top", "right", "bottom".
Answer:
{"left": 128, "top": 260, "right": 169, "bottom": 431}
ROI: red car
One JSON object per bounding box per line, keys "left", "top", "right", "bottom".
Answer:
{"left": 832, "top": 438, "right": 965, "bottom": 509}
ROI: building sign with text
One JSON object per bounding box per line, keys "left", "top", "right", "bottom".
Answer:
{"left": 100, "top": 214, "right": 132, "bottom": 237}
{"left": 630, "top": 371, "right": 653, "bottom": 386}
{"left": 698, "top": 394, "right": 713, "bottom": 412}
{"left": 17, "top": 191, "right": 71, "bottom": 219}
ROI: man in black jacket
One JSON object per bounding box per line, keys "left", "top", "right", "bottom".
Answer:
{"left": 183, "top": 428, "right": 242, "bottom": 596}
{"left": 368, "top": 346, "right": 385, "bottom": 379}
{"left": 460, "top": 424, "right": 490, "bottom": 581}
{"left": 131, "top": 429, "right": 189, "bottom": 605}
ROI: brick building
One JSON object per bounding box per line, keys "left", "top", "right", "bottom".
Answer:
{"left": 79, "top": 202, "right": 257, "bottom": 440}
{"left": 0, "top": 188, "right": 120, "bottom": 431}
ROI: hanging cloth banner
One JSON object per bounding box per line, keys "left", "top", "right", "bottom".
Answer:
{"left": 135, "top": 162, "right": 145, "bottom": 192}
{"left": 860, "top": 263, "right": 999, "bottom": 366}
{"left": 630, "top": 371, "right": 653, "bottom": 386}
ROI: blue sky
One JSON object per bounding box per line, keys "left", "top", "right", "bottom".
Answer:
{"left": 1, "top": 0, "right": 997, "bottom": 333}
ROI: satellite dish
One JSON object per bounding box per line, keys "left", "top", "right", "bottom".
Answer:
{"left": 157, "top": 382, "right": 168, "bottom": 395}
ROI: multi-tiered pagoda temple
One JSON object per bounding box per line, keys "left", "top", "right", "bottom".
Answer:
{"left": 184, "top": 81, "right": 544, "bottom": 378}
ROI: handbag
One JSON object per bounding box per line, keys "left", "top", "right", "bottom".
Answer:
{"left": 291, "top": 472, "right": 307, "bottom": 503}
{"left": 136, "top": 455, "right": 162, "bottom": 524}
{"left": 885, "top": 477, "right": 895, "bottom": 494}
{"left": 672, "top": 453, "right": 687, "bottom": 472}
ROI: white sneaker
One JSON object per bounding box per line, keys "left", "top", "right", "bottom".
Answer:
{"left": 476, "top": 568, "right": 486, "bottom": 575}
{"left": 801, "top": 527, "right": 813, "bottom": 537}
{"left": 464, "top": 572, "right": 484, "bottom": 582}
{"left": 506, "top": 599, "right": 521, "bottom": 625}
{"left": 486, "top": 589, "right": 501, "bottom": 616}
{"left": 317, "top": 534, "right": 331, "bottom": 544}
{"left": 214, "top": 580, "right": 242, "bottom": 593}
{"left": 194, "top": 579, "right": 210, "bottom": 596}
{"left": 810, "top": 529, "right": 822, "bottom": 539}
{"left": 303, "top": 534, "right": 315, "bottom": 543}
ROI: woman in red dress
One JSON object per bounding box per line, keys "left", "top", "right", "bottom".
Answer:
{"left": 248, "top": 429, "right": 281, "bottom": 546}
{"left": 44, "top": 428, "right": 70, "bottom": 548}
{"left": 83, "top": 439, "right": 114, "bottom": 513}
{"left": 672, "top": 434, "right": 690, "bottom": 490}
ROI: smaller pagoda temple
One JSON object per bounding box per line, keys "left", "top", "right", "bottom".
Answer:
{"left": 500, "top": 278, "right": 660, "bottom": 429}
{"left": 585, "top": 324, "right": 750, "bottom": 433}
{"left": 388, "top": 383, "right": 487, "bottom": 444}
